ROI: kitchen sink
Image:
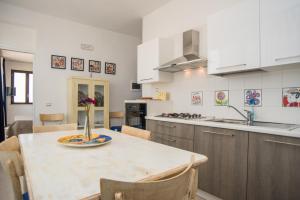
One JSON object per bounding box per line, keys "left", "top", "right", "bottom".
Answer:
{"left": 205, "top": 118, "right": 299, "bottom": 130}
{"left": 205, "top": 118, "right": 247, "bottom": 125}
{"left": 252, "top": 121, "right": 299, "bottom": 130}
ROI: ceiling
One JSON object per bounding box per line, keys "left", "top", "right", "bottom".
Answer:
{"left": 0, "top": 0, "right": 173, "bottom": 38}
{"left": 0, "top": 49, "right": 34, "bottom": 63}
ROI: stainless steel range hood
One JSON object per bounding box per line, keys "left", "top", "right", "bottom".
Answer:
{"left": 154, "top": 30, "right": 207, "bottom": 73}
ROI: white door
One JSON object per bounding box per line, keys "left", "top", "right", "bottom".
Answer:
{"left": 207, "top": 0, "right": 260, "bottom": 74}
{"left": 261, "top": 0, "right": 300, "bottom": 67}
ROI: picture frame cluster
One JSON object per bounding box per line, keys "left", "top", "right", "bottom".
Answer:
{"left": 51, "top": 55, "right": 116, "bottom": 75}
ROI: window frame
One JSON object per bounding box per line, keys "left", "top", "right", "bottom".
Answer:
{"left": 11, "top": 70, "right": 33, "bottom": 104}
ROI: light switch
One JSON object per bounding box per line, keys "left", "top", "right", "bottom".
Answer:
{"left": 46, "top": 103, "right": 52, "bottom": 107}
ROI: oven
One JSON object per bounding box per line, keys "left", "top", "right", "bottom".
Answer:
{"left": 125, "top": 103, "right": 147, "bottom": 130}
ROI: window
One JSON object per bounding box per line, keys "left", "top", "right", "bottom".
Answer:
{"left": 11, "top": 70, "right": 33, "bottom": 104}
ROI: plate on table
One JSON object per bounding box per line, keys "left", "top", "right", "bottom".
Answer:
{"left": 57, "top": 133, "right": 112, "bottom": 147}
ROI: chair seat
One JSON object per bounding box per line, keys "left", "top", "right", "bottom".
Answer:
{"left": 23, "top": 192, "right": 29, "bottom": 200}
{"left": 110, "top": 126, "right": 122, "bottom": 132}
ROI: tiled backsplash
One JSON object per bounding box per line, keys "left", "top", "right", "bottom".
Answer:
{"left": 142, "top": 67, "right": 300, "bottom": 124}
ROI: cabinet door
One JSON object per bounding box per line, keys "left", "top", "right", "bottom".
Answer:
{"left": 207, "top": 0, "right": 260, "bottom": 74}
{"left": 73, "top": 79, "right": 92, "bottom": 129}
{"left": 91, "top": 80, "right": 109, "bottom": 129}
{"left": 194, "top": 126, "right": 248, "bottom": 200}
{"left": 247, "top": 133, "right": 300, "bottom": 200}
{"left": 137, "top": 38, "right": 172, "bottom": 83}
{"left": 261, "top": 0, "right": 300, "bottom": 67}
{"left": 137, "top": 39, "right": 158, "bottom": 83}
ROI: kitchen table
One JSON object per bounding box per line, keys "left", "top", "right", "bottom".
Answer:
{"left": 19, "top": 128, "right": 207, "bottom": 200}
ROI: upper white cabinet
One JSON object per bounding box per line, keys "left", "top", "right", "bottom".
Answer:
{"left": 261, "top": 0, "right": 300, "bottom": 67}
{"left": 137, "top": 38, "right": 173, "bottom": 83}
{"left": 207, "top": 0, "right": 260, "bottom": 75}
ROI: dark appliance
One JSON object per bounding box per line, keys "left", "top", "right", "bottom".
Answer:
{"left": 125, "top": 103, "right": 147, "bottom": 129}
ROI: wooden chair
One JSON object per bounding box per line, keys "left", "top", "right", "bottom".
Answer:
{"left": 121, "top": 125, "right": 151, "bottom": 140}
{"left": 0, "top": 136, "right": 24, "bottom": 176}
{"left": 33, "top": 123, "right": 77, "bottom": 133}
{"left": 2, "top": 160, "right": 23, "bottom": 200}
{"left": 100, "top": 156, "right": 196, "bottom": 200}
{"left": 110, "top": 112, "right": 124, "bottom": 119}
{"left": 40, "top": 113, "right": 64, "bottom": 125}
{"left": 109, "top": 112, "right": 124, "bottom": 131}
{"left": 0, "top": 137, "right": 25, "bottom": 200}
{"left": 0, "top": 136, "right": 20, "bottom": 152}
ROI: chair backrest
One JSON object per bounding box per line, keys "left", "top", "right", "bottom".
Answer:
{"left": 40, "top": 113, "right": 64, "bottom": 125}
{"left": 100, "top": 156, "right": 196, "bottom": 200}
{"left": 109, "top": 112, "right": 124, "bottom": 119}
{"left": 0, "top": 136, "right": 20, "bottom": 152}
{"left": 121, "top": 125, "right": 151, "bottom": 140}
{"left": 2, "top": 160, "right": 23, "bottom": 200}
{"left": 0, "top": 137, "right": 24, "bottom": 177}
{"left": 33, "top": 123, "right": 77, "bottom": 133}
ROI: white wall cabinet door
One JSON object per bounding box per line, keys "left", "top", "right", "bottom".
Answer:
{"left": 137, "top": 38, "right": 172, "bottom": 83}
{"left": 261, "top": 0, "right": 300, "bottom": 67}
{"left": 207, "top": 0, "right": 260, "bottom": 75}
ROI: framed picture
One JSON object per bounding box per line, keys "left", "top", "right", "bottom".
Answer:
{"left": 51, "top": 55, "right": 66, "bottom": 69}
{"left": 71, "top": 58, "right": 84, "bottom": 71}
{"left": 244, "top": 89, "right": 262, "bottom": 107}
{"left": 215, "top": 90, "right": 229, "bottom": 106}
{"left": 105, "top": 62, "right": 116, "bottom": 75}
{"left": 191, "top": 91, "right": 203, "bottom": 105}
{"left": 282, "top": 87, "right": 300, "bottom": 107}
{"left": 89, "top": 60, "right": 101, "bottom": 73}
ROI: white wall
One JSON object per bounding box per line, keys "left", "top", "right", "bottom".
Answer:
{"left": 0, "top": 2, "right": 141, "bottom": 124}
{"left": 142, "top": 0, "right": 300, "bottom": 124}
{"left": 5, "top": 60, "right": 33, "bottom": 124}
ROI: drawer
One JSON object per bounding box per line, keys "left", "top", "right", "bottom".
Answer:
{"left": 195, "top": 126, "right": 244, "bottom": 137}
{"left": 147, "top": 120, "right": 194, "bottom": 140}
{"left": 151, "top": 133, "right": 194, "bottom": 152}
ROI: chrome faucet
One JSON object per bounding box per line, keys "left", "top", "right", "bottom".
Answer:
{"left": 228, "top": 105, "right": 254, "bottom": 126}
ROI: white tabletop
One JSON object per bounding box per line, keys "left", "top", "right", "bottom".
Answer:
{"left": 19, "top": 128, "right": 207, "bottom": 200}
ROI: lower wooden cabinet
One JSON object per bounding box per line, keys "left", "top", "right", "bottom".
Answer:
{"left": 247, "top": 132, "right": 300, "bottom": 200}
{"left": 147, "top": 119, "right": 300, "bottom": 200}
{"left": 147, "top": 120, "right": 194, "bottom": 151}
{"left": 194, "top": 126, "right": 248, "bottom": 200}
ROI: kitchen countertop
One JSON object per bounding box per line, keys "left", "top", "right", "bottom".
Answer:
{"left": 146, "top": 116, "right": 300, "bottom": 138}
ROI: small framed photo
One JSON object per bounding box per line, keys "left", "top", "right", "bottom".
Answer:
{"left": 51, "top": 55, "right": 66, "bottom": 69}
{"left": 71, "top": 58, "right": 84, "bottom": 71}
{"left": 191, "top": 91, "right": 203, "bottom": 105}
{"left": 215, "top": 90, "right": 229, "bottom": 106}
{"left": 89, "top": 60, "right": 101, "bottom": 73}
{"left": 244, "top": 89, "right": 262, "bottom": 107}
{"left": 105, "top": 62, "right": 116, "bottom": 75}
{"left": 282, "top": 87, "right": 300, "bottom": 107}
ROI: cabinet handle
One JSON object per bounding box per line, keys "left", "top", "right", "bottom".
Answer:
{"left": 264, "top": 139, "right": 300, "bottom": 147}
{"left": 157, "top": 124, "right": 176, "bottom": 128}
{"left": 203, "top": 130, "right": 234, "bottom": 137}
{"left": 218, "top": 64, "right": 247, "bottom": 69}
{"left": 140, "top": 78, "right": 153, "bottom": 81}
{"left": 275, "top": 55, "right": 300, "bottom": 62}
{"left": 155, "top": 135, "right": 176, "bottom": 142}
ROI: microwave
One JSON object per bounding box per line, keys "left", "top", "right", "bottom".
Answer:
{"left": 130, "top": 81, "right": 141, "bottom": 92}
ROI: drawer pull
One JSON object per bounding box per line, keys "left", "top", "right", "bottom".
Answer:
{"left": 164, "top": 138, "right": 176, "bottom": 142}
{"left": 140, "top": 78, "right": 153, "bottom": 81}
{"left": 218, "top": 63, "right": 246, "bottom": 69}
{"left": 275, "top": 55, "right": 300, "bottom": 62}
{"left": 156, "top": 136, "right": 176, "bottom": 142}
{"left": 203, "top": 130, "right": 234, "bottom": 137}
{"left": 264, "top": 139, "right": 300, "bottom": 147}
{"left": 157, "top": 124, "right": 176, "bottom": 128}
